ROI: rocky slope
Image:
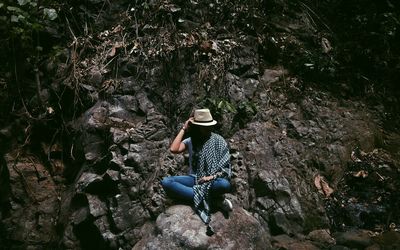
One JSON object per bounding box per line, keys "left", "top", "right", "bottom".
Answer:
{"left": 1, "top": 0, "right": 399, "bottom": 249}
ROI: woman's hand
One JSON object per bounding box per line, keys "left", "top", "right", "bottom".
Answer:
{"left": 198, "top": 175, "right": 215, "bottom": 184}
{"left": 183, "top": 117, "right": 194, "bottom": 131}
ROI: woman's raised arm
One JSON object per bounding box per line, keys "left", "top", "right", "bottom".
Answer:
{"left": 169, "top": 118, "right": 193, "bottom": 154}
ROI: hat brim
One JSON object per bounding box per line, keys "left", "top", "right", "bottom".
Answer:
{"left": 191, "top": 120, "right": 217, "bottom": 126}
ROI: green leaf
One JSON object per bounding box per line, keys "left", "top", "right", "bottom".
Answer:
{"left": 217, "top": 100, "right": 224, "bottom": 109}
{"left": 10, "top": 15, "right": 19, "bottom": 23}
{"left": 226, "top": 103, "right": 236, "bottom": 113}
{"left": 43, "top": 8, "right": 58, "bottom": 20}
{"left": 7, "top": 6, "right": 23, "bottom": 12}
{"left": 17, "top": 14, "right": 26, "bottom": 21}
{"left": 12, "top": 27, "right": 24, "bottom": 34}
{"left": 0, "top": 3, "right": 4, "bottom": 8}
{"left": 31, "top": 22, "right": 43, "bottom": 30}
{"left": 17, "top": 0, "right": 30, "bottom": 6}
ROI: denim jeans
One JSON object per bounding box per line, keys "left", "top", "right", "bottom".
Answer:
{"left": 161, "top": 175, "right": 231, "bottom": 202}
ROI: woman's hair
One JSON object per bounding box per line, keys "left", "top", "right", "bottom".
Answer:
{"left": 188, "top": 124, "right": 212, "bottom": 147}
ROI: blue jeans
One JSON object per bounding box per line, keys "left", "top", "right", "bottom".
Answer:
{"left": 161, "top": 175, "right": 231, "bottom": 202}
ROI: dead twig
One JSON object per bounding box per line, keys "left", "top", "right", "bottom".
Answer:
{"left": 95, "top": 0, "right": 110, "bottom": 24}
{"left": 70, "top": 143, "right": 75, "bottom": 161}
{"left": 28, "top": 156, "right": 48, "bottom": 181}
{"left": 65, "top": 17, "right": 77, "bottom": 42}
{"left": 48, "top": 129, "right": 59, "bottom": 162}
{"left": 34, "top": 66, "right": 44, "bottom": 108}
{"left": 134, "top": 9, "right": 139, "bottom": 39}
{"left": 299, "top": 1, "right": 333, "bottom": 33}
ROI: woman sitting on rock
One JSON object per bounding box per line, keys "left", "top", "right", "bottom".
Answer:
{"left": 161, "top": 108, "right": 233, "bottom": 228}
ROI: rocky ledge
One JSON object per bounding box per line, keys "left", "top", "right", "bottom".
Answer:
{"left": 134, "top": 204, "right": 270, "bottom": 250}
{"left": 134, "top": 202, "right": 400, "bottom": 250}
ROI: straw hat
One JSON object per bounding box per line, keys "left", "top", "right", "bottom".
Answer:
{"left": 191, "top": 109, "right": 217, "bottom": 126}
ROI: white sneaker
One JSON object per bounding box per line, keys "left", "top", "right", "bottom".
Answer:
{"left": 221, "top": 198, "right": 233, "bottom": 212}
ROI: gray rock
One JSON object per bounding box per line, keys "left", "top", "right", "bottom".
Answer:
{"left": 87, "top": 194, "right": 107, "bottom": 217}
{"left": 110, "top": 194, "right": 150, "bottom": 232}
{"left": 71, "top": 207, "right": 89, "bottom": 225}
{"left": 134, "top": 205, "right": 271, "bottom": 250}
{"left": 120, "top": 77, "right": 138, "bottom": 93}
{"left": 82, "top": 133, "right": 105, "bottom": 162}
{"left": 76, "top": 172, "right": 103, "bottom": 192}
{"left": 93, "top": 215, "right": 111, "bottom": 233}
{"left": 271, "top": 234, "right": 319, "bottom": 250}
{"left": 129, "top": 131, "right": 145, "bottom": 143}
{"left": 109, "top": 102, "right": 138, "bottom": 122}
{"left": 289, "top": 119, "right": 309, "bottom": 138}
{"left": 117, "top": 95, "right": 139, "bottom": 112}
{"left": 334, "top": 229, "right": 373, "bottom": 248}
{"left": 146, "top": 129, "right": 168, "bottom": 141}
{"left": 129, "top": 144, "right": 143, "bottom": 152}
{"left": 307, "top": 229, "right": 336, "bottom": 245}
{"left": 244, "top": 78, "right": 259, "bottom": 99}
{"left": 111, "top": 127, "right": 129, "bottom": 144}
{"left": 101, "top": 231, "right": 118, "bottom": 249}
{"left": 120, "top": 168, "right": 140, "bottom": 186}
{"left": 125, "top": 152, "right": 143, "bottom": 169}
{"left": 110, "top": 149, "right": 125, "bottom": 168}
{"left": 86, "top": 104, "right": 109, "bottom": 130}
{"left": 136, "top": 92, "right": 154, "bottom": 114}
{"left": 227, "top": 73, "right": 245, "bottom": 102}
{"left": 62, "top": 224, "right": 80, "bottom": 249}
{"left": 105, "top": 169, "right": 120, "bottom": 181}
{"left": 261, "top": 68, "right": 287, "bottom": 86}
{"left": 256, "top": 169, "right": 304, "bottom": 226}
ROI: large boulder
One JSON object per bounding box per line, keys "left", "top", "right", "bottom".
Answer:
{"left": 133, "top": 205, "right": 271, "bottom": 250}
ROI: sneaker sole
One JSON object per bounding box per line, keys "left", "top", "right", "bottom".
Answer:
{"left": 223, "top": 199, "right": 233, "bottom": 211}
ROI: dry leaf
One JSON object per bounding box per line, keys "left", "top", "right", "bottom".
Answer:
{"left": 108, "top": 42, "right": 123, "bottom": 57}
{"left": 314, "top": 174, "right": 334, "bottom": 197}
{"left": 320, "top": 179, "right": 334, "bottom": 197}
{"left": 351, "top": 151, "right": 362, "bottom": 162}
{"left": 314, "top": 174, "right": 322, "bottom": 191}
{"left": 353, "top": 170, "right": 368, "bottom": 178}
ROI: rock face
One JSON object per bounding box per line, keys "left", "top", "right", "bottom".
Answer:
{"left": 134, "top": 205, "right": 271, "bottom": 250}
{"left": 58, "top": 92, "right": 172, "bottom": 249}
{"left": 1, "top": 0, "right": 400, "bottom": 249}
{"left": 1, "top": 152, "right": 62, "bottom": 249}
